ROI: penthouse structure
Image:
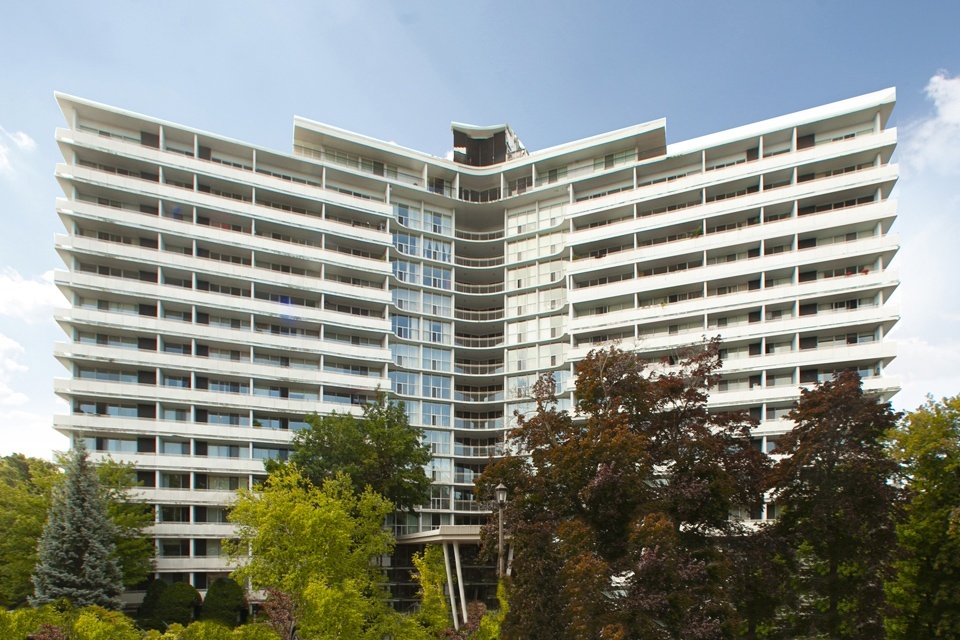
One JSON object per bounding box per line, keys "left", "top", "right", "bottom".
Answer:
{"left": 52, "top": 89, "right": 899, "bottom": 599}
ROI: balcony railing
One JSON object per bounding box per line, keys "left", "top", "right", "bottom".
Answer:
{"left": 455, "top": 229, "right": 504, "bottom": 241}
{"left": 455, "top": 255, "right": 504, "bottom": 268}
{"left": 454, "top": 418, "right": 505, "bottom": 430}
{"left": 454, "top": 390, "right": 505, "bottom": 403}
{"left": 454, "top": 443, "right": 504, "bottom": 457}
{"left": 454, "top": 335, "right": 504, "bottom": 349}
{"left": 454, "top": 308, "right": 504, "bottom": 322}
{"left": 454, "top": 362, "right": 504, "bottom": 375}
{"left": 454, "top": 282, "right": 504, "bottom": 295}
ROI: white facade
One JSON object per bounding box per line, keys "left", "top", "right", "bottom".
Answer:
{"left": 53, "top": 88, "right": 898, "bottom": 589}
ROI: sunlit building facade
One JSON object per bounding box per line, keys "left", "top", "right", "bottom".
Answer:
{"left": 53, "top": 88, "right": 899, "bottom": 603}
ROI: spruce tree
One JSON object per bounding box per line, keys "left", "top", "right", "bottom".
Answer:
{"left": 31, "top": 438, "right": 124, "bottom": 609}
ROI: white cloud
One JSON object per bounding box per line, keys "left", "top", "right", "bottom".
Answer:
{"left": 887, "top": 70, "right": 960, "bottom": 410}
{"left": 0, "top": 126, "right": 37, "bottom": 175}
{"left": 0, "top": 269, "right": 66, "bottom": 322}
{"left": 0, "top": 333, "right": 29, "bottom": 407}
{"left": 902, "top": 71, "right": 960, "bottom": 176}
{"left": 0, "top": 408, "right": 69, "bottom": 461}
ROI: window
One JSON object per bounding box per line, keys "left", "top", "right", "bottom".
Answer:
{"left": 423, "top": 429, "right": 451, "bottom": 455}
{"left": 392, "top": 315, "right": 420, "bottom": 340}
{"left": 391, "top": 344, "right": 419, "bottom": 368}
{"left": 422, "top": 402, "right": 451, "bottom": 427}
{"left": 390, "top": 371, "right": 419, "bottom": 396}
{"left": 394, "top": 233, "right": 420, "bottom": 256}
{"left": 425, "top": 320, "right": 451, "bottom": 344}
{"left": 393, "top": 261, "right": 420, "bottom": 284}
{"left": 423, "top": 293, "right": 451, "bottom": 317}
{"left": 395, "top": 203, "right": 421, "bottom": 229}
{"left": 422, "top": 375, "right": 451, "bottom": 400}
{"left": 423, "top": 238, "right": 451, "bottom": 262}
{"left": 423, "top": 265, "right": 451, "bottom": 289}
{"left": 423, "top": 210, "right": 451, "bottom": 235}
{"left": 422, "top": 347, "right": 451, "bottom": 372}
{"left": 393, "top": 288, "right": 420, "bottom": 312}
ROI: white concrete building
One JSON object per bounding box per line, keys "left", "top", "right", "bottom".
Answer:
{"left": 52, "top": 88, "right": 898, "bottom": 596}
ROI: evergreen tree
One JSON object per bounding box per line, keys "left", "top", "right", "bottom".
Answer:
{"left": 31, "top": 438, "right": 123, "bottom": 609}
{"left": 200, "top": 577, "right": 247, "bottom": 627}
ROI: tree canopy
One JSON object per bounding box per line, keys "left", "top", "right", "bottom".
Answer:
{"left": 477, "top": 341, "right": 769, "bottom": 639}
{"left": 31, "top": 439, "right": 124, "bottom": 610}
{"left": 227, "top": 465, "right": 428, "bottom": 640}
{"left": 96, "top": 458, "right": 157, "bottom": 588}
{"left": 276, "top": 395, "right": 431, "bottom": 513}
{"left": 769, "top": 369, "right": 903, "bottom": 639}
{"left": 0, "top": 454, "right": 60, "bottom": 608}
{"left": 886, "top": 394, "right": 960, "bottom": 639}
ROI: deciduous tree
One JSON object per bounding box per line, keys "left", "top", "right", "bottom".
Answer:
{"left": 886, "top": 394, "right": 960, "bottom": 639}
{"left": 228, "top": 465, "right": 428, "bottom": 640}
{"left": 770, "top": 370, "right": 903, "bottom": 639}
{"left": 477, "top": 342, "right": 768, "bottom": 640}
{"left": 96, "top": 458, "right": 156, "bottom": 588}
{"left": 0, "top": 454, "right": 59, "bottom": 608}
{"left": 276, "top": 395, "right": 431, "bottom": 512}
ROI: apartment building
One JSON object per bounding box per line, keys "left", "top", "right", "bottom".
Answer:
{"left": 52, "top": 88, "right": 899, "bottom": 599}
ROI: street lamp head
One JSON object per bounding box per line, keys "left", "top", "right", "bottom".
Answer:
{"left": 495, "top": 482, "right": 508, "bottom": 508}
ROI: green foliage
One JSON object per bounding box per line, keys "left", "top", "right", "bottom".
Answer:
{"left": 228, "top": 465, "right": 407, "bottom": 639}
{"left": 229, "top": 624, "right": 282, "bottom": 640}
{"left": 73, "top": 605, "right": 141, "bottom": 640}
{"left": 477, "top": 342, "right": 768, "bottom": 639}
{"left": 96, "top": 458, "right": 157, "bottom": 588}
{"left": 412, "top": 545, "right": 450, "bottom": 634}
{"left": 137, "top": 579, "right": 168, "bottom": 630}
{"left": 279, "top": 395, "right": 431, "bottom": 512}
{"left": 0, "top": 452, "right": 154, "bottom": 607}
{"left": 0, "top": 454, "right": 59, "bottom": 608}
{"left": 180, "top": 620, "right": 233, "bottom": 640}
{"left": 32, "top": 439, "right": 124, "bottom": 609}
{"left": 156, "top": 582, "right": 202, "bottom": 627}
{"left": 886, "top": 394, "right": 960, "bottom": 639}
{"left": 771, "top": 370, "right": 903, "bottom": 639}
{"left": 0, "top": 604, "right": 145, "bottom": 640}
{"left": 200, "top": 578, "right": 246, "bottom": 627}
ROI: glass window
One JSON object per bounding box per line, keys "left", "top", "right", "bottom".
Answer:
{"left": 389, "top": 371, "right": 420, "bottom": 396}
{"left": 423, "top": 238, "right": 451, "bottom": 262}
{"left": 391, "top": 344, "right": 419, "bottom": 368}
{"left": 393, "top": 233, "right": 420, "bottom": 256}
{"left": 422, "top": 375, "right": 451, "bottom": 400}
{"left": 392, "top": 315, "right": 420, "bottom": 340}
{"left": 422, "top": 293, "right": 452, "bottom": 317}
{"left": 393, "top": 260, "right": 420, "bottom": 284}
{"left": 422, "top": 347, "right": 451, "bottom": 372}
{"left": 422, "top": 265, "right": 451, "bottom": 290}
{"left": 422, "top": 402, "right": 451, "bottom": 427}
{"left": 392, "top": 288, "right": 420, "bottom": 312}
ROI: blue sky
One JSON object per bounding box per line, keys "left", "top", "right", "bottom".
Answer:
{"left": 1, "top": 1, "right": 958, "bottom": 458}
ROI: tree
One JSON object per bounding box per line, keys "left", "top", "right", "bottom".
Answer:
{"left": 886, "top": 394, "right": 960, "bottom": 639}
{"left": 277, "top": 395, "right": 431, "bottom": 512}
{"left": 770, "top": 370, "right": 903, "bottom": 639}
{"left": 411, "top": 545, "right": 451, "bottom": 635}
{"left": 138, "top": 578, "right": 169, "bottom": 630}
{"left": 0, "top": 454, "right": 59, "bottom": 608}
{"left": 156, "top": 581, "right": 202, "bottom": 627}
{"left": 200, "top": 577, "right": 246, "bottom": 627}
{"left": 96, "top": 458, "right": 156, "bottom": 588}
{"left": 228, "top": 465, "right": 428, "bottom": 640}
{"left": 31, "top": 439, "right": 124, "bottom": 609}
{"left": 476, "top": 342, "right": 769, "bottom": 640}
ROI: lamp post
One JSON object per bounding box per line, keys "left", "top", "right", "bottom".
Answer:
{"left": 495, "top": 482, "right": 507, "bottom": 578}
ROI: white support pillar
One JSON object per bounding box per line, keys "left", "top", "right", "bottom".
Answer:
{"left": 442, "top": 542, "right": 459, "bottom": 630}
{"left": 453, "top": 542, "right": 468, "bottom": 622}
